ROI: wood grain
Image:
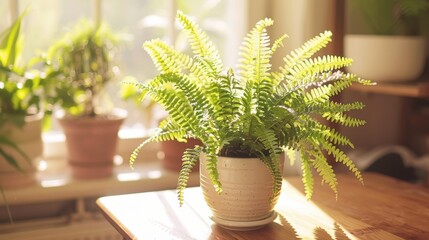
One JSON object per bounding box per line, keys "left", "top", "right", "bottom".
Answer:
{"left": 97, "top": 172, "right": 429, "bottom": 240}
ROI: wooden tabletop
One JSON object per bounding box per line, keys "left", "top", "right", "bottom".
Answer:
{"left": 97, "top": 172, "right": 429, "bottom": 240}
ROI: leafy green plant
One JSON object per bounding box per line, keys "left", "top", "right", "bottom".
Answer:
{"left": 0, "top": 13, "right": 43, "bottom": 170}
{"left": 129, "top": 12, "right": 372, "bottom": 205}
{"left": 352, "top": 0, "right": 429, "bottom": 35}
{"left": 45, "top": 19, "right": 123, "bottom": 117}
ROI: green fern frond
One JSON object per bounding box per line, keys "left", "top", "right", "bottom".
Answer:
{"left": 309, "top": 149, "right": 338, "bottom": 196}
{"left": 325, "top": 112, "right": 367, "bottom": 127}
{"left": 143, "top": 39, "right": 202, "bottom": 77}
{"left": 272, "top": 30, "right": 333, "bottom": 83}
{"left": 304, "top": 85, "right": 332, "bottom": 104}
{"left": 301, "top": 153, "right": 314, "bottom": 200}
{"left": 214, "top": 70, "right": 243, "bottom": 127}
{"left": 142, "top": 73, "right": 210, "bottom": 135}
{"left": 129, "top": 124, "right": 186, "bottom": 168}
{"left": 177, "top": 146, "right": 203, "bottom": 206}
{"left": 322, "top": 142, "right": 363, "bottom": 183}
{"left": 319, "top": 125, "right": 354, "bottom": 148}
{"left": 297, "top": 119, "right": 354, "bottom": 148}
{"left": 204, "top": 151, "right": 222, "bottom": 193}
{"left": 238, "top": 18, "right": 274, "bottom": 117}
{"left": 176, "top": 11, "right": 223, "bottom": 74}
{"left": 259, "top": 155, "right": 283, "bottom": 201}
{"left": 271, "top": 33, "right": 288, "bottom": 54}
{"left": 324, "top": 101, "right": 366, "bottom": 114}
{"left": 286, "top": 56, "right": 353, "bottom": 83}
{"left": 323, "top": 112, "right": 366, "bottom": 127}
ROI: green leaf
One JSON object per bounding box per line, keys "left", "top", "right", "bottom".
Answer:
{"left": 177, "top": 146, "right": 202, "bottom": 206}
{"left": 0, "top": 134, "right": 30, "bottom": 171}
{"left": 0, "top": 12, "right": 24, "bottom": 67}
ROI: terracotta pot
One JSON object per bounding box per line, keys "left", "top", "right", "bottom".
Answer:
{"left": 200, "top": 154, "right": 284, "bottom": 230}
{"left": 58, "top": 108, "right": 127, "bottom": 179}
{"left": 0, "top": 114, "right": 43, "bottom": 189}
{"left": 159, "top": 138, "right": 202, "bottom": 171}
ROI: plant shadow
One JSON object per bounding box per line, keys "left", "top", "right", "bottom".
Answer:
{"left": 208, "top": 213, "right": 351, "bottom": 240}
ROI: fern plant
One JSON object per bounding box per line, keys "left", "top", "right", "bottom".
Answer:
{"left": 129, "top": 11, "right": 372, "bottom": 205}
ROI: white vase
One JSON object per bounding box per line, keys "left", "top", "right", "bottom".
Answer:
{"left": 344, "top": 34, "right": 426, "bottom": 82}
{"left": 200, "top": 154, "right": 283, "bottom": 230}
{"left": 0, "top": 114, "right": 43, "bottom": 189}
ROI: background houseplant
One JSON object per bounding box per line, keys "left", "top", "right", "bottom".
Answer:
{"left": 121, "top": 83, "right": 202, "bottom": 172}
{"left": 129, "top": 11, "right": 372, "bottom": 229}
{"left": 45, "top": 19, "right": 127, "bottom": 179}
{"left": 344, "top": 0, "right": 429, "bottom": 82}
{"left": 0, "top": 13, "right": 46, "bottom": 189}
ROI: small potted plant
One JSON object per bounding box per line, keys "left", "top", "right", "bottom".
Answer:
{"left": 45, "top": 19, "right": 127, "bottom": 179}
{"left": 129, "top": 12, "right": 372, "bottom": 230}
{"left": 0, "top": 14, "right": 46, "bottom": 188}
{"left": 344, "top": 0, "right": 429, "bottom": 82}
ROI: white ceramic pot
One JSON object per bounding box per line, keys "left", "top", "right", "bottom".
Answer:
{"left": 0, "top": 114, "right": 43, "bottom": 189}
{"left": 344, "top": 34, "right": 426, "bottom": 82}
{"left": 200, "top": 154, "right": 283, "bottom": 230}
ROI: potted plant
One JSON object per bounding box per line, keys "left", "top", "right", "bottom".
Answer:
{"left": 45, "top": 19, "right": 127, "bottom": 179}
{"left": 129, "top": 11, "right": 372, "bottom": 230}
{"left": 344, "top": 0, "right": 429, "bottom": 82}
{"left": 0, "top": 14, "right": 45, "bottom": 189}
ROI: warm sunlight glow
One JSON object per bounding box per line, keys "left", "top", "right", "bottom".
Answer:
{"left": 276, "top": 180, "right": 358, "bottom": 240}
{"left": 41, "top": 179, "right": 68, "bottom": 188}
{"left": 37, "top": 160, "right": 48, "bottom": 171}
{"left": 114, "top": 155, "right": 123, "bottom": 166}
{"left": 147, "top": 170, "right": 162, "bottom": 179}
{"left": 117, "top": 172, "right": 141, "bottom": 182}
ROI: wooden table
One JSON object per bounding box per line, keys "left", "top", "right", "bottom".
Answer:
{"left": 97, "top": 173, "right": 429, "bottom": 239}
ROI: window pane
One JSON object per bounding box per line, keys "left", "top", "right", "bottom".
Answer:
{"left": 3, "top": 0, "right": 234, "bottom": 132}
{"left": 20, "top": 0, "right": 92, "bottom": 61}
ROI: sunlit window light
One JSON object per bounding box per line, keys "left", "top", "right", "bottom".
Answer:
{"left": 147, "top": 170, "right": 162, "bottom": 179}
{"left": 37, "top": 160, "right": 48, "bottom": 171}
{"left": 41, "top": 179, "right": 68, "bottom": 188}
{"left": 117, "top": 172, "right": 141, "bottom": 182}
{"left": 114, "top": 155, "right": 123, "bottom": 166}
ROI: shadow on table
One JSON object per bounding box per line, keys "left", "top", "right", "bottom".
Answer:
{"left": 208, "top": 213, "right": 350, "bottom": 240}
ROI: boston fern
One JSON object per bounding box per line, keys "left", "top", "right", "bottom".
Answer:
{"left": 129, "top": 11, "right": 372, "bottom": 205}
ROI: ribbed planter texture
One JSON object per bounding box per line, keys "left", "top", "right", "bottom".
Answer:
{"left": 200, "top": 154, "right": 283, "bottom": 230}
{"left": 344, "top": 35, "right": 426, "bottom": 82}
{"left": 58, "top": 108, "right": 127, "bottom": 179}
{"left": 0, "top": 114, "right": 43, "bottom": 189}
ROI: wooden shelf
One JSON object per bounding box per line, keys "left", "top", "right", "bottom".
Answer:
{"left": 347, "top": 62, "right": 429, "bottom": 99}
{"left": 349, "top": 74, "right": 429, "bottom": 99}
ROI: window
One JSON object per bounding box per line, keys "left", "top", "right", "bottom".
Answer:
{"left": 2, "top": 0, "right": 244, "bottom": 133}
